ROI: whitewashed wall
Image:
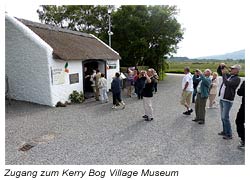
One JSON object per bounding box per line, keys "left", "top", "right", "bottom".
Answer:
{"left": 48, "top": 58, "right": 83, "bottom": 106}
{"left": 5, "top": 15, "right": 53, "bottom": 106}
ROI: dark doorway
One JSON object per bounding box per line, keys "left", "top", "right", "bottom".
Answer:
{"left": 82, "top": 60, "right": 106, "bottom": 99}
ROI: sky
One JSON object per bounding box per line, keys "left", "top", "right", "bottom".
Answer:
{"left": 4, "top": 0, "right": 248, "bottom": 58}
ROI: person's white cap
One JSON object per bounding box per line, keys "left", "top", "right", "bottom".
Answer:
{"left": 230, "top": 64, "right": 241, "bottom": 70}
{"left": 205, "top": 69, "right": 212, "bottom": 74}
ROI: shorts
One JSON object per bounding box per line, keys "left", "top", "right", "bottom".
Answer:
{"left": 180, "top": 91, "right": 192, "bottom": 106}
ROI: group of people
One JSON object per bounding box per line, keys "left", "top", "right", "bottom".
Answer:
{"left": 180, "top": 63, "right": 245, "bottom": 148}
{"left": 85, "top": 63, "right": 245, "bottom": 149}
{"left": 85, "top": 69, "right": 109, "bottom": 103}
{"left": 125, "top": 68, "right": 159, "bottom": 99}
{"left": 85, "top": 67, "right": 158, "bottom": 122}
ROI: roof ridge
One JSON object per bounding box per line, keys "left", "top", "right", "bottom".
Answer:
{"left": 17, "top": 18, "right": 94, "bottom": 39}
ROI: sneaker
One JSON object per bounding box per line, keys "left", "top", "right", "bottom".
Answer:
{"left": 183, "top": 111, "right": 188, "bottom": 115}
{"left": 223, "top": 135, "right": 232, "bottom": 140}
{"left": 142, "top": 115, "right": 148, "bottom": 119}
{"left": 218, "top": 131, "right": 225, "bottom": 136}
{"left": 183, "top": 111, "right": 191, "bottom": 115}
{"left": 112, "top": 105, "right": 117, "bottom": 109}
{"left": 120, "top": 101, "right": 125, "bottom": 109}
{"left": 188, "top": 109, "right": 193, "bottom": 113}
{"left": 238, "top": 140, "right": 245, "bottom": 149}
{"left": 119, "top": 101, "right": 124, "bottom": 105}
{"left": 145, "top": 117, "right": 154, "bottom": 121}
{"left": 198, "top": 121, "right": 205, "bottom": 124}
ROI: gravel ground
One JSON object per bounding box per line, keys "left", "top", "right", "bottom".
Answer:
{"left": 5, "top": 74, "right": 245, "bottom": 165}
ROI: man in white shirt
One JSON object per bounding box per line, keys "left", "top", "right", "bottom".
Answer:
{"left": 180, "top": 67, "right": 194, "bottom": 115}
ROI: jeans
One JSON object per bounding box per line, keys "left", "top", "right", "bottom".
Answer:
{"left": 220, "top": 99, "right": 233, "bottom": 137}
{"left": 100, "top": 88, "right": 108, "bottom": 103}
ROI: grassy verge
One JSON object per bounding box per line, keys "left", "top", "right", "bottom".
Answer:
{"left": 167, "top": 61, "right": 245, "bottom": 77}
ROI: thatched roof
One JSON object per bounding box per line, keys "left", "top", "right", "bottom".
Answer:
{"left": 18, "top": 19, "right": 121, "bottom": 61}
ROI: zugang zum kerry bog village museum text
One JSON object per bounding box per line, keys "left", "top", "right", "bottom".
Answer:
{"left": 4, "top": 168, "right": 179, "bottom": 178}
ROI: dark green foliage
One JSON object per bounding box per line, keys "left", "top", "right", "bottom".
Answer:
{"left": 37, "top": 5, "right": 113, "bottom": 39}
{"left": 69, "top": 90, "right": 84, "bottom": 103}
{"left": 112, "top": 5, "right": 183, "bottom": 73}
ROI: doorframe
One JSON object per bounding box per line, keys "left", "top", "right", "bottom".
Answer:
{"left": 82, "top": 59, "right": 107, "bottom": 92}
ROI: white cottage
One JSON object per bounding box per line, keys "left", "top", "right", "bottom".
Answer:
{"left": 5, "top": 14, "right": 121, "bottom": 107}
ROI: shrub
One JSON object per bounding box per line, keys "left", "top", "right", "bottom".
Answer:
{"left": 69, "top": 90, "right": 84, "bottom": 103}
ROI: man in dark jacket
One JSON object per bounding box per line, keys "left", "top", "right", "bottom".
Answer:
{"left": 235, "top": 80, "right": 245, "bottom": 148}
{"left": 136, "top": 71, "right": 147, "bottom": 99}
{"left": 217, "top": 64, "right": 241, "bottom": 140}
{"left": 192, "top": 69, "right": 201, "bottom": 103}
{"left": 111, "top": 72, "right": 125, "bottom": 109}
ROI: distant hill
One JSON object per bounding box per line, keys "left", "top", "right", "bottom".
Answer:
{"left": 197, "top": 49, "right": 245, "bottom": 60}
{"left": 168, "top": 56, "right": 189, "bottom": 61}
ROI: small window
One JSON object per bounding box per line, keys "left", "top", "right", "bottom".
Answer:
{"left": 108, "top": 65, "right": 116, "bottom": 69}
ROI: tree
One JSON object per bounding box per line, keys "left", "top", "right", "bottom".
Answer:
{"left": 37, "top": 5, "right": 112, "bottom": 42}
{"left": 112, "top": 5, "right": 183, "bottom": 71}
{"left": 111, "top": 6, "right": 149, "bottom": 67}
{"left": 37, "top": 5, "right": 184, "bottom": 72}
{"left": 146, "top": 6, "right": 183, "bottom": 72}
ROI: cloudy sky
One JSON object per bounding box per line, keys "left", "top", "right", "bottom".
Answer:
{"left": 4, "top": 0, "right": 247, "bottom": 58}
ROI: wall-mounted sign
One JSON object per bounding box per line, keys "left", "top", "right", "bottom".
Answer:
{"left": 69, "top": 73, "right": 79, "bottom": 84}
{"left": 51, "top": 68, "right": 65, "bottom": 85}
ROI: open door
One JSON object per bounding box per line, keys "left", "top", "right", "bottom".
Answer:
{"left": 82, "top": 60, "right": 106, "bottom": 98}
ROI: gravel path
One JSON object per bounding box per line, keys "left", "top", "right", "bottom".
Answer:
{"left": 5, "top": 74, "right": 245, "bottom": 165}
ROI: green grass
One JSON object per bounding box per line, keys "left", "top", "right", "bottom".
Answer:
{"left": 167, "top": 61, "right": 245, "bottom": 77}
